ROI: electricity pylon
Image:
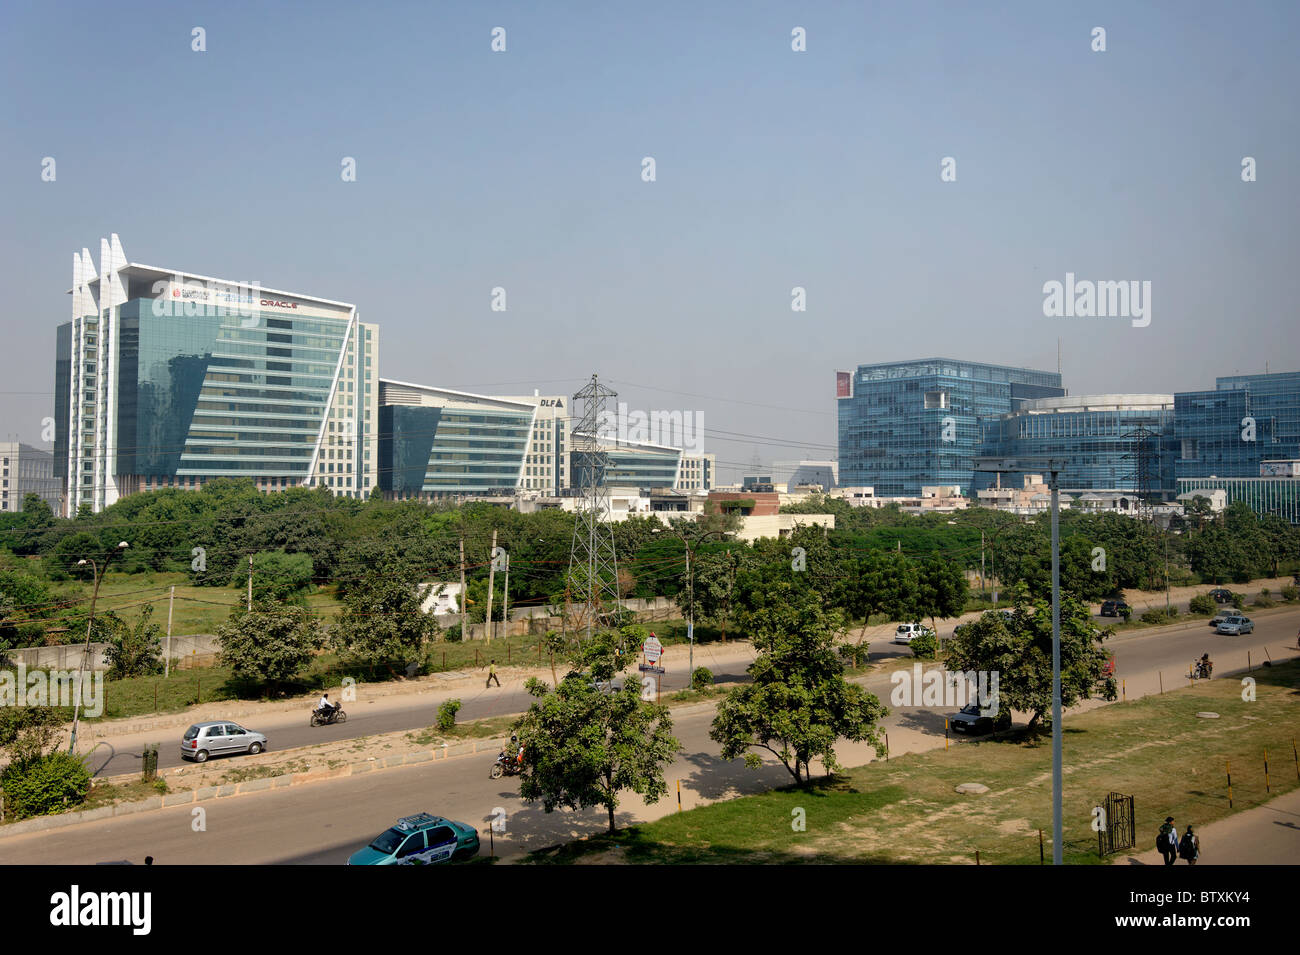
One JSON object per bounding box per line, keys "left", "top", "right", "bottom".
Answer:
{"left": 564, "top": 374, "right": 621, "bottom": 642}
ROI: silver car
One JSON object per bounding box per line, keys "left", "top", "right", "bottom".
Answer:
{"left": 181, "top": 721, "right": 268, "bottom": 762}
{"left": 1215, "top": 615, "right": 1254, "bottom": 636}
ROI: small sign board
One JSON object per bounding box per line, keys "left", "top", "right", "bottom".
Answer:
{"left": 638, "top": 664, "right": 666, "bottom": 674}
{"left": 643, "top": 634, "right": 663, "bottom": 664}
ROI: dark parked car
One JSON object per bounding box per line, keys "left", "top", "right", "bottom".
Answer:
{"left": 1209, "top": 588, "right": 1234, "bottom": 603}
{"left": 1100, "top": 600, "right": 1130, "bottom": 618}
{"left": 948, "top": 703, "right": 1012, "bottom": 735}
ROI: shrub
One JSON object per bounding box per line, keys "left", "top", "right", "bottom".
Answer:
{"left": 838, "top": 644, "right": 870, "bottom": 668}
{"left": 690, "top": 667, "right": 713, "bottom": 690}
{"left": 1188, "top": 594, "right": 1216, "bottom": 616}
{"left": 910, "top": 631, "right": 938, "bottom": 660}
{"left": 1253, "top": 595, "right": 1276, "bottom": 609}
{"left": 1281, "top": 585, "right": 1299, "bottom": 603}
{"left": 0, "top": 751, "right": 92, "bottom": 820}
{"left": 443, "top": 624, "right": 463, "bottom": 643}
{"left": 436, "top": 699, "right": 461, "bottom": 731}
{"left": 1140, "top": 608, "right": 1179, "bottom": 625}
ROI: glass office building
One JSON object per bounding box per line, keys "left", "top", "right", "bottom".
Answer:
{"left": 976, "top": 395, "right": 1176, "bottom": 494}
{"left": 1177, "top": 475, "right": 1300, "bottom": 524}
{"left": 1174, "top": 372, "right": 1300, "bottom": 481}
{"left": 837, "top": 359, "right": 1064, "bottom": 496}
{"left": 570, "top": 441, "right": 683, "bottom": 490}
{"left": 55, "top": 235, "right": 378, "bottom": 514}
{"left": 378, "top": 380, "right": 534, "bottom": 497}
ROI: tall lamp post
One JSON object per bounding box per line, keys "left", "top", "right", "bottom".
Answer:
{"left": 69, "top": 541, "right": 128, "bottom": 754}
{"left": 653, "top": 523, "right": 730, "bottom": 679}
{"left": 975, "top": 457, "right": 1065, "bottom": 864}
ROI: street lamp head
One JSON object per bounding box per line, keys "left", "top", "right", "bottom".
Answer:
{"left": 77, "top": 559, "right": 88, "bottom": 566}
{"left": 117, "top": 541, "right": 129, "bottom": 549}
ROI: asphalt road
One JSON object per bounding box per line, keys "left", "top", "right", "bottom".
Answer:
{"left": 6, "top": 606, "right": 1298, "bottom": 865}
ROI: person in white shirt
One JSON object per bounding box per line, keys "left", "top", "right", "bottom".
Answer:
{"left": 315, "top": 692, "right": 335, "bottom": 719}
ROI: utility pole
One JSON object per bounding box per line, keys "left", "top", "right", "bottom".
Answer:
{"left": 486, "top": 529, "right": 498, "bottom": 644}
{"left": 247, "top": 555, "right": 253, "bottom": 611}
{"left": 459, "top": 536, "right": 467, "bottom": 642}
{"left": 502, "top": 549, "right": 510, "bottom": 642}
{"left": 1050, "top": 467, "right": 1062, "bottom": 865}
{"left": 980, "top": 530, "right": 986, "bottom": 600}
{"left": 685, "top": 539, "right": 694, "bottom": 678}
{"left": 165, "top": 585, "right": 174, "bottom": 679}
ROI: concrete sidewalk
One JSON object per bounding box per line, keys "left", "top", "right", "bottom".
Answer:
{"left": 1114, "top": 788, "right": 1300, "bottom": 865}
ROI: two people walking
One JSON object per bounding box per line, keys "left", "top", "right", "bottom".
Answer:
{"left": 1158, "top": 816, "right": 1199, "bottom": 865}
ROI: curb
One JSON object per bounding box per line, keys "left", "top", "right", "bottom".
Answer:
{"left": 0, "top": 735, "right": 511, "bottom": 839}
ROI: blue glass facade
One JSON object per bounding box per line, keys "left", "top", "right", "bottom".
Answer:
{"left": 837, "top": 359, "right": 1064, "bottom": 495}
{"left": 1174, "top": 372, "right": 1300, "bottom": 480}
{"left": 573, "top": 446, "right": 682, "bottom": 490}
{"left": 977, "top": 397, "right": 1176, "bottom": 493}
{"left": 113, "top": 299, "right": 350, "bottom": 478}
{"left": 379, "top": 402, "right": 532, "bottom": 495}
{"left": 1178, "top": 477, "right": 1300, "bottom": 524}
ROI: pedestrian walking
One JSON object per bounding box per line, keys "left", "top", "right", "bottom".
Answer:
{"left": 486, "top": 659, "right": 500, "bottom": 688}
{"left": 1157, "top": 816, "right": 1178, "bottom": 865}
{"left": 1178, "top": 826, "right": 1200, "bottom": 865}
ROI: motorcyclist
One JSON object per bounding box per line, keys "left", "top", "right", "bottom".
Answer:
{"left": 315, "top": 692, "right": 336, "bottom": 721}
{"left": 1197, "top": 653, "right": 1213, "bottom": 678}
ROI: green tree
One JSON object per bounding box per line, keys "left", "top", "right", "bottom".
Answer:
{"left": 513, "top": 631, "right": 679, "bottom": 833}
{"left": 0, "top": 568, "right": 54, "bottom": 650}
{"left": 20, "top": 494, "right": 55, "bottom": 529}
{"left": 710, "top": 583, "right": 887, "bottom": 784}
{"left": 217, "top": 602, "right": 326, "bottom": 689}
{"left": 943, "top": 583, "right": 1116, "bottom": 730}
{"left": 333, "top": 558, "right": 440, "bottom": 669}
{"left": 238, "top": 550, "right": 315, "bottom": 604}
{"left": 101, "top": 604, "right": 165, "bottom": 679}
{"left": 908, "top": 558, "right": 969, "bottom": 633}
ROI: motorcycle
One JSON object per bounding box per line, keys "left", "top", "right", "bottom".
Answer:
{"left": 1192, "top": 661, "right": 1213, "bottom": 680}
{"left": 310, "top": 704, "right": 347, "bottom": 726}
{"left": 490, "top": 749, "right": 522, "bottom": 779}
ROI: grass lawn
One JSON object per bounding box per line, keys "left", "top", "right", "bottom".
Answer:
{"left": 526, "top": 660, "right": 1300, "bottom": 865}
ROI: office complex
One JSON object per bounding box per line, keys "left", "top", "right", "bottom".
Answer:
{"left": 1174, "top": 372, "right": 1300, "bottom": 481}
{"left": 55, "top": 235, "right": 378, "bottom": 515}
{"left": 1179, "top": 460, "right": 1300, "bottom": 525}
{"left": 836, "top": 359, "right": 1064, "bottom": 496}
{"left": 976, "top": 394, "right": 1176, "bottom": 494}
{"left": 0, "top": 442, "right": 61, "bottom": 514}
{"left": 378, "top": 380, "right": 534, "bottom": 497}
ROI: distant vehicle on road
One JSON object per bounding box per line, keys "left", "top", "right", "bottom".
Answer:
{"left": 1209, "top": 608, "right": 1244, "bottom": 627}
{"left": 347, "top": 812, "right": 480, "bottom": 865}
{"left": 893, "top": 623, "right": 934, "bottom": 644}
{"left": 181, "top": 721, "right": 267, "bottom": 763}
{"left": 1216, "top": 615, "right": 1254, "bottom": 635}
{"left": 1208, "top": 588, "right": 1234, "bottom": 603}
{"left": 1100, "top": 600, "right": 1131, "bottom": 618}
{"left": 948, "top": 703, "right": 1011, "bottom": 735}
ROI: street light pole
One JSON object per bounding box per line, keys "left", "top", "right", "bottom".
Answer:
{"left": 69, "top": 541, "right": 128, "bottom": 754}
{"left": 975, "top": 456, "right": 1065, "bottom": 864}
{"left": 1049, "top": 468, "right": 1062, "bottom": 865}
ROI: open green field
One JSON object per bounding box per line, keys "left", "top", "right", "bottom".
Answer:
{"left": 44, "top": 572, "right": 345, "bottom": 637}
{"left": 526, "top": 660, "right": 1300, "bottom": 864}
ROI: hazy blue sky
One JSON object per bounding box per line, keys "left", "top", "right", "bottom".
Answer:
{"left": 3, "top": 0, "right": 1297, "bottom": 480}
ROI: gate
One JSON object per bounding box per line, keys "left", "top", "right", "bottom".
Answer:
{"left": 1097, "top": 791, "right": 1135, "bottom": 856}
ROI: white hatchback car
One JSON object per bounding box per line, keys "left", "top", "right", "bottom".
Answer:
{"left": 893, "top": 623, "right": 934, "bottom": 644}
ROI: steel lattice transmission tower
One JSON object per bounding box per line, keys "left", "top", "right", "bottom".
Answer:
{"left": 1121, "top": 425, "right": 1161, "bottom": 523}
{"left": 564, "top": 374, "right": 621, "bottom": 641}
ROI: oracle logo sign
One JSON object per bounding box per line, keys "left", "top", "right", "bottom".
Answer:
{"left": 260, "top": 299, "right": 299, "bottom": 309}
